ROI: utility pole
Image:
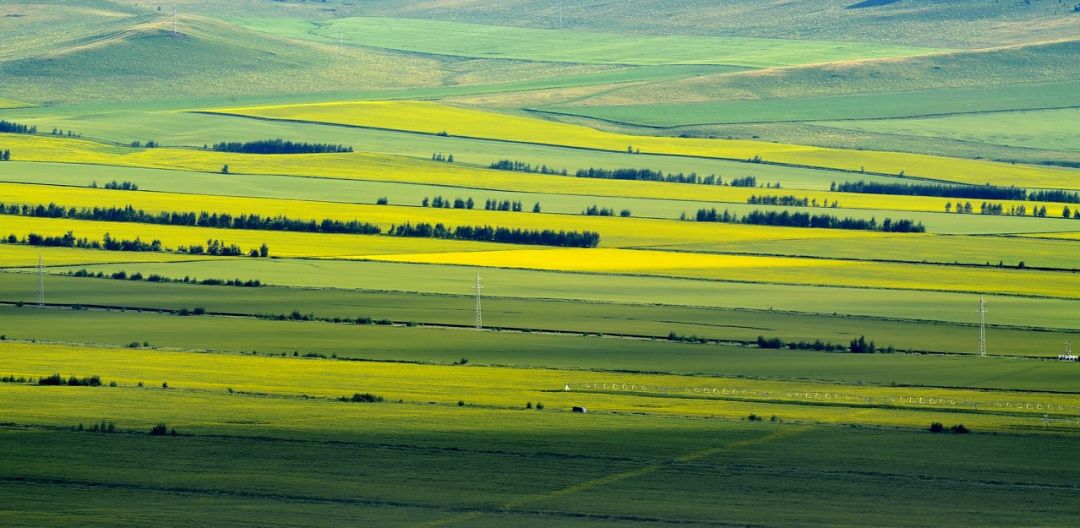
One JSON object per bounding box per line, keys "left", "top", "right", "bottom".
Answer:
{"left": 474, "top": 273, "right": 483, "bottom": 330}
{"left": 173, "top": 7, "right": 178, "bottom": 36}
{"left": 37, "top": 254, "right": 45, "bottom": 308}
{"left": 339, "top": 28, "right": 344, "bottom": 55}
{"left": 977, "top": 295, "right": 987, "bottom": 357}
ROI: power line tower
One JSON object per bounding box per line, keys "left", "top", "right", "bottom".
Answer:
{"left": 977, "top": 295, "right": 987, "bottom": 357}
{"left": 474, "top": 272, "right": 483, "bottom": 330}
{"left": 37, "top": 254, "right": 45, "bottom": 308}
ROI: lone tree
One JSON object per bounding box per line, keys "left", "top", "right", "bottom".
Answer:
{"left": 221, "top": 164, "right": 229, "bottom": 174}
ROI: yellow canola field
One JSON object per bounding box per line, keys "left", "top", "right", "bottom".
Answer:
{"left": 363, "top": 247, "right": 1080, "bottom": 299}
{"left": 2, "top": 342, "right": 1073, "bottom": 431}
{"left": 0, "top": 244, "right": 205, "bottom": 268}
{"left": 1016, "top": 232, "right": 1080, "bottom": 241}
{"left": 0, "top": 181, "right": 886, "bottom": 248}
{"left": 0, "top": 215, "right": 507, "bottom": 259}
{"left": 0, "top": 133, "right": 1070, "bottom": 215}
{"left": 210, "top": 101, "right": 1080, "bottom": 190}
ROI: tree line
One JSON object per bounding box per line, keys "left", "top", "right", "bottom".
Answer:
{"left": 0, "top": 202, "right": 381, "bottom": 235}
{"left": 0, "top": 120, "right": 36, "bottom": 134}
{"left": 489, "top": 159, "right": 567, "bottom": 175}
{"left": 582, "top": 205, "right": 631, "bottom": 217}
{"left": 67, "top": 268, "right": 263, "bottom": 287}
{"left": 422, "top": 196, "right": 541, "bottom": 213}
{"left": 747, "top": 195, "right": 840, "bottom": 208}
{"left": 945, "top": 201, "right": 1079, "bottom": 218}
{"left": 90, "top": 180, "right": 139, "bottom": 191}
{"left": 833, "top": 180, "right": 1080, "bottom": 204}
{"left": 389, "top": 222, "right": 600, "bottom": 247}
{"left": 488, "top": 159, "right": 776, "bottom": 188}
{"left": 211, "top": 139, "right": 353, "bottom": 154}
{"left": 690, "top": 208, "right": 925, "bottom": 233}
{"left": 2, "top": 231, "right": 266, "bottom": 256}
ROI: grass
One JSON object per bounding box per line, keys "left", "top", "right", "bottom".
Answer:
{"left": 210, "top": 101, "right": 1080, "bottom": 189}
{"left": 256, "top": 16, "right": 944, "bottom": 68}
{"left": 30, "top": 259, "right": 1080, "bottom": 331}
{"left": 539, "top": 80, "right": 1080, "bottom": 126}
{"left": 818, "top": 108, "right": 1080, "bottom": 153}
{"left": 4, "top": 273, "right": 1078, "bottom": 359}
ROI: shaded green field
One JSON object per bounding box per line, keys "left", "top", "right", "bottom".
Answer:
{"left": 3, "top": 394, "right": 1077, "bottom": 527}
{"left": 539, "top": 80, "right": 1080, "bottom": 126}
{"left": 237, "top": 16, "right": 942, "bottom": 67}
{"left": 4, "top": 272, "right": 1078, "bottom": 360}
{"left": 818, "top": 108, "right": 1080, "bottom": 153}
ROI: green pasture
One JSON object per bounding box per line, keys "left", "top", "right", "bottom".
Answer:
{"left": 234, "top": 16, "right": 942, "bottom": 68}
{"left": 3, "top": 272, "right": 1078, "bottom": 360}
{"left": 28, "top": 259, "right": 1080, "bottom": 331}
{"left": 539, "top": 80, "right": 1080, "bottom": 126}
{"left": 819, "top": 108, "right": 1080, "bottom": 153}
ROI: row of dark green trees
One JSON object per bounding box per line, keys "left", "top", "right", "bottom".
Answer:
{"left": 0, "top": 120, "right": 35, "bottom": 134}
{"left": 833, "top": 180, "right": 1080, "bottom": 204}
{"left": 3, "top": 231, "right": 263, "bottom": 257}
{"left": 389, "top": 223, "right": 600, "bottom": 247}
{"left": 211, "top": 139, "right": 352, "bottom": 154}
{"left": 1, "top": 202, "right": 382, "bottom": 235}
{"left": 2, "top": 202, "right": 599, "bottom": 248}
{"left": 691, "top": 208, "right": 925, "bottom": 232}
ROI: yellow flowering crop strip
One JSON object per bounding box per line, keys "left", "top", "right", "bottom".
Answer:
{"left": 362, "top": 247, "right": 1080, "bottom": 299}
{"left": 208, "top": 101, "right": 1080, "bottom": 189}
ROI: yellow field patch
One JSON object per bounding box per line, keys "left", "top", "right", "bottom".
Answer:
{"left": 209, "top": 101, "right": 1080, "bottom": 189}
{"left": 0, "top": 244, "right": 208, "bottom": 268}
{"left": 0, "top": 181, "right": 886, "bottom": 248}
{"left": 362, "top": 247, "right": 1080, "bottom": 299}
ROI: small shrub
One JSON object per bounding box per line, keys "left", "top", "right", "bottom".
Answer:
{"left": 929, "top": 422, "right": 944, "bottom": 433}
{"left": 162, "top": 381, "right": 168, "bottom": 389}
{"left": 951, "top": 424, "right": 970, "bottom": 434}
{"left": 458, "top": 400, "right": 465, "bottom": 407}
{"left": 149, "top": 423, "right": 169, "bottom": 436}
{"left": 340, "top": 392, "right": 383, "bottom": 403}
{"left": 770, "top": 415, "right": 779, "bottom": 422}
{"left": 746, "top": 413, "right": 763, "bottom": 422}
{"left": 526, "top": 402, "right": 532, "bottom": 409}
{"left": 536, "top": 402, "right": 544, "bottom": 410}
{"left": 137, "top": 381, "right": 144, "bottom": 387}
{"left": 108, "top": 381, "right": 118, "bottom": 387}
